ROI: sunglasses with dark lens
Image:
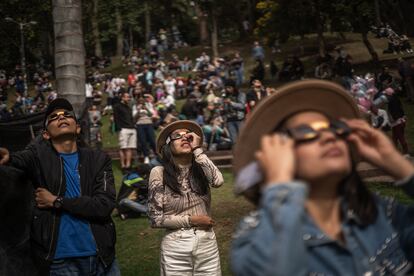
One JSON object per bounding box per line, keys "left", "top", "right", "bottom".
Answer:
{"left": 169, "top": 131, "right": 191, "bottom": 141}
{"left": 47, "top": 111, "right": 75, "bottom": 124}
{"left": 285, "top": 120, "right": 351, "bottom": 143}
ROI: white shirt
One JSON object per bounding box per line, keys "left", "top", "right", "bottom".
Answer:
{"left": 162, "top": 95, "right": 175, "bottom": 107}
{"left": 164, "top": 79, "right": 177, "bottom": 96}
{"left": 371, "top": 109, "right": 390, "bottom": 129}
{"left": 85, "top": 83, "right": 93, "bottom": 98}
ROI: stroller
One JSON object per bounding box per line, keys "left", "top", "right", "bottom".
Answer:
{"left": 116, "top": 164, "right": 152, "bottom": 220}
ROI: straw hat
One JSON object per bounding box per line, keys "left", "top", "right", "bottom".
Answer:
{"left": 156, "top": 120, "right": 204, "bottom": 156}
{"left": 233, "top": 79, "right": 361, "bottom": 196}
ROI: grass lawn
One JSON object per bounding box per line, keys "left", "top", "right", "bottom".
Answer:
{"left": 113, "top": 161, "right": 414, "bottom": 275}
{"left": 112, "top": 164, "right": 253, "bottom": 275}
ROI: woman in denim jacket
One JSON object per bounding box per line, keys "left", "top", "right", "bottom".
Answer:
{"left": 231, "top": 80, "right": 414, "bottom": 276}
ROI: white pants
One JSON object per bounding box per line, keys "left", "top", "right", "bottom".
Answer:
{"left": 160, "top": 228, "right": 221, "bottom": 276}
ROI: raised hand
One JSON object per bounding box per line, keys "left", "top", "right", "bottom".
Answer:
{"left": 0, "top": 147, "right": 10, "bottom": 165}
{"left": 344, "top": 119, "right": 414, "bottom": 180}
{"left": 186, "top": 132, "right": 202, "bottom": 150}
{"left": 255, "top": 134, "right": 295, "bottom": 186}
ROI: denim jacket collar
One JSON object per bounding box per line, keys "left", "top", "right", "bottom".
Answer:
{"left": 302, "top": 197, "right": 363, "bottom": 248}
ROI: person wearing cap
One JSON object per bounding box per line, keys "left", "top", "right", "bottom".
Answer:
{"left": 230, "top": 80, "right": 414, "bottom": 275}
{"left": 0, "top": 98, "right": 119, "bottom": 275}
{"left": 148, "top": 120, "right": 224, "bottom": 275}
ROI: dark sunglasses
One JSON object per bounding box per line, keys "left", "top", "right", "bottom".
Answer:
{"left": 46, "top": 110, "right": 75, "bottom": 126}
{"left": 284, "top": 120, "right": 351, "bottom": 143}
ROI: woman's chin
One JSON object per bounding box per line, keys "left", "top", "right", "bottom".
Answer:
{"left": 302, "top": 165, "right": 351, "bottom": 184}
{"left": 176, "top": 148, "right": 192, "bottom": 155}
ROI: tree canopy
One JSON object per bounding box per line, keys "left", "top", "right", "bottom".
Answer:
{"left": 1, "top": 0, "right": 414, "bottom": 69}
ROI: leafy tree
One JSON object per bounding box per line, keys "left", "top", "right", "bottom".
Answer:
{"left": 0, "top": 0, "right": 53, "bottom": 70}
{"left": 255, "top": 0, "right": 380, "bottom": 61}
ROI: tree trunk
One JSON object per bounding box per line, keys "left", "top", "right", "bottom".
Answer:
{"left": 144, "top": 1, "right": 151, "bottom": 43}
{"left": 211, "top": 11, "right": 219, "bottom": 58}
{"left": 91, "top": 0, "right": 102, "bottom": 57}
{"left": 317, "top": 29, "right": 326, "bottom": 57}
{"left": 383, "top": 0, "right": 407, "bottom": 34}
{"left": 246, "top": 0, "right": 255, "bottom": 28}
{"left": 115, "top": 3, "right": 123, "bottom": 57}
{"left": 129, "top": 25, "right": 133, "bottom": 54}
{"left": 163, "top": 0, "right": 173, "bottom": 27}
{"left": 361, "top": 32, "right": 379, "bottom": 62}
{"left": 52, "top": 0, "right": 86, "bottom": 117}
{"left": 237, "top": 6, "right": 246, "bottom": 41}
{"left": 338, "top": 32, "right": 346, "bottom": 41}
{"left": 396, "top": 0, "right": 408, "bottom": 34}
{"left": 40, "top": 29, "right": 53, "bottom": 65}
{"left": 314, "top": 1, "right": 326, "bottom": 57}
{"left": 374, "top": 0, "right": 381, "bottom": 26}
{"left": 196, "top": 4, "right": 208, "bottom": 45}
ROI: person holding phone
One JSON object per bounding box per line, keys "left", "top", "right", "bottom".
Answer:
{"left": 231, "top": 80, "right": 414, "bottom": 276}
{"left": 148, "top": 120, "right": 224, "bottom": 275}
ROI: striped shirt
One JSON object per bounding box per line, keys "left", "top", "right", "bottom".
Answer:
{"left": 148, "top": 148, "right": 224, "bottom": 229}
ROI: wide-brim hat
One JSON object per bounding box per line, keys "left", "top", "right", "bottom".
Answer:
{"left": 233, "top": 79, "right": 361, "bottom": 196}
{"left": 156, "top": 120, "right": 204, "bottom": 155}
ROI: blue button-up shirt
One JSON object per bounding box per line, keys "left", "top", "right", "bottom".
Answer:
{"left": 231, "top": 177, "right": 414, "bottom": 276}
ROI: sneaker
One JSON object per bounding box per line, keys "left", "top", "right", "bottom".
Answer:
{"left": 144, "top": 157, "right": 150, "bottom": 164}
{"left": 120, "top": 214, "right": 128, "bottom": 220}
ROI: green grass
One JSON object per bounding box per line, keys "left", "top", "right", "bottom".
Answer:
{"left": 368, "top": 182, "right": 414, "bottom": 205}
{"left": 113, "top": 161, "right": 414, "bottom": 275}
{"left": 112, "top": 163, "right": 253, "bottom": 275}
{"left": 101, "top": 115, "right": 119, "bottom": 148}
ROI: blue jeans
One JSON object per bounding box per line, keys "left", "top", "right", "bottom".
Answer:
{"left": 136, "top": 124, "right": 156, "bottom": 157}
{"left": 119, "top": 198, "right": 148, "bottom": 213}
{"left": 235, "top": 68, "right": 244, "bottom": 86}
{"left": 227, "top": 120, "right": 243, "bottom": 144}
{"left": 50, "top": 256, "right": 120, "bottom": 276}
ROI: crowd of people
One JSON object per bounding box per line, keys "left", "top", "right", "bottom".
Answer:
{"left": 0, "top": 64, "right": 55, "bottom": 121}
{"left": 2, "top": 39, "right": 414, "bottom": 164}
{"left": 87, "top": 41, "right": 278, "bottom": 169}
{"left": 371, "top": 23, "right": 414, "bottom": 55}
